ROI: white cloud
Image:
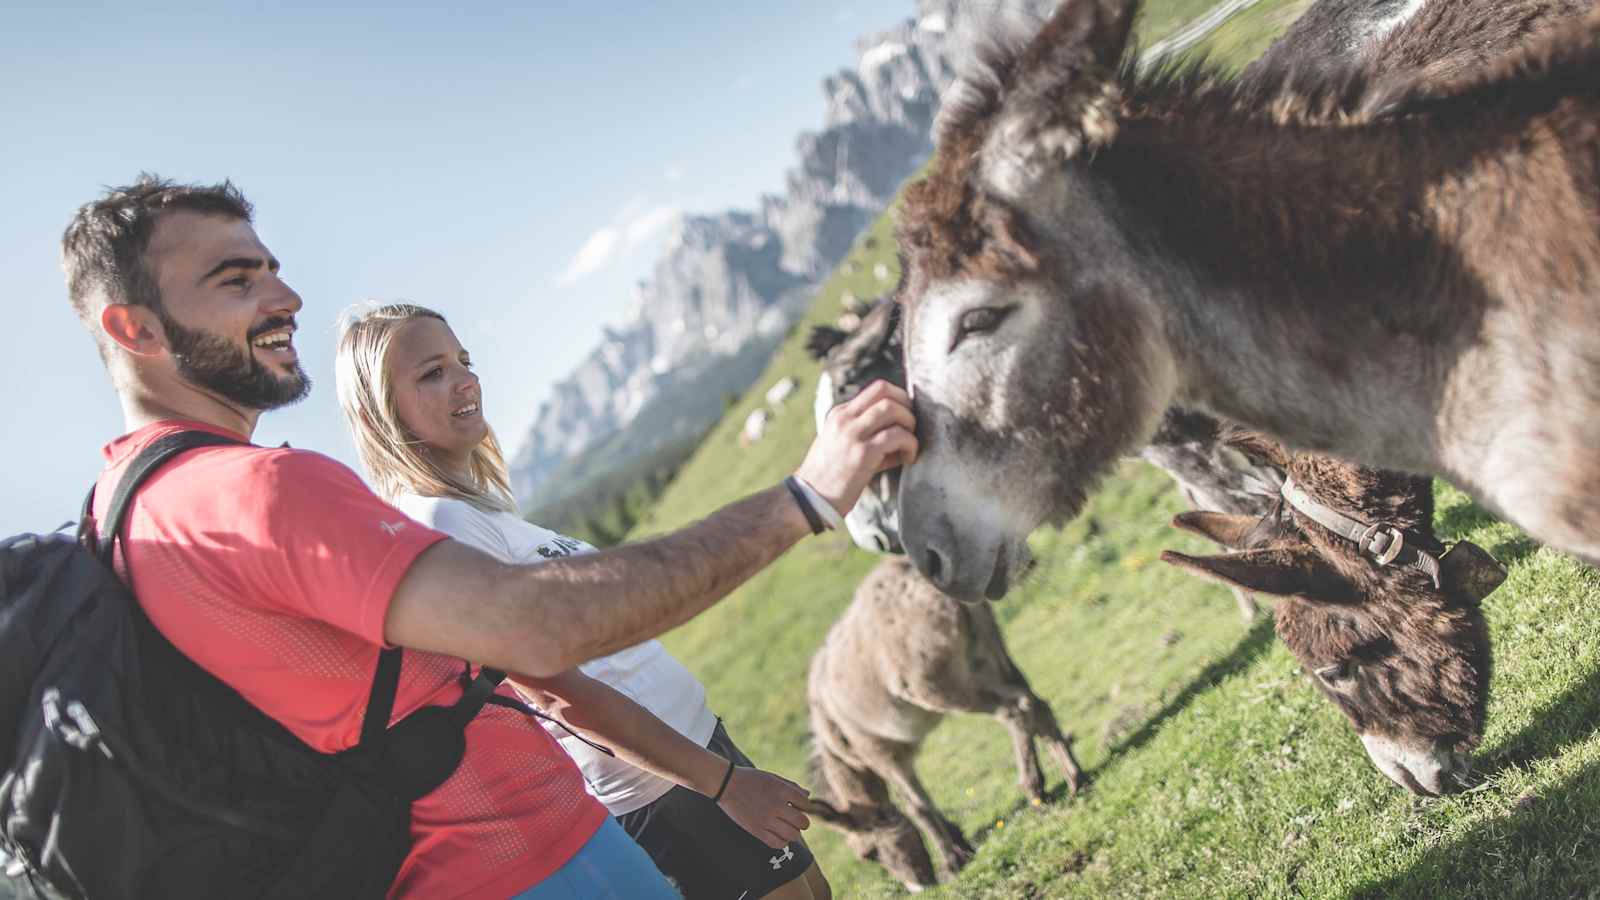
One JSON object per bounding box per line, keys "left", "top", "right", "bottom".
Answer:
{"left": 625, "top": 206, "right": 680, "bottom": 246}
{"left": 555, "top": 202, "right": 680, "bottom": 286}
{"left": 556, "top": 227, "right": 621, "bottom": 285}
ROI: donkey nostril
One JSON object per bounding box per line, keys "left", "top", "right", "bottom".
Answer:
{"left": 873, "top": 534, "right": 890, "bottom": 553}
{"left": 923, "top": 547, "right": 947, "bottom": 584}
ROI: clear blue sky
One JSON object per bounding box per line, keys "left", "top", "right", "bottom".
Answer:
{"left": 1, "top": 0, "right": 918, "bottom": 535}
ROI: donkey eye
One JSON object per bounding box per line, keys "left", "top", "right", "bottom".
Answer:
{"left": 950, "top": 305, "right": 1016, "bottom": 351}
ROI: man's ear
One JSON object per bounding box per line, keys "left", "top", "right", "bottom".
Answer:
{"left": 979, "top": 0, "right": 1136, "bottom": 201}
{"left": 100, "top": 303, "right": 166, "bottom": 357}
{"left": 1171, "top": 511, "right": 1263, "bottom": 550}
{"left": 1161, "top": 546, "right": 1361, "bottom": 604}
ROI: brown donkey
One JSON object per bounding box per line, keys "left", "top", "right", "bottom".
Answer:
{"left": 1163, "top": 431, "right": 1506, "bottom": 795}
{"left": 892, "top": 0, "right": 1600, "bottom": 602}
{"left": 805, "top": 557, "right": 1084, "bottom": 889}
{"left": 810, "top": 304, "right": 1493, "bottom": 795}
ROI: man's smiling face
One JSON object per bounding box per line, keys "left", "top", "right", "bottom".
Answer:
{"left": 145, "top": 210, "right": 310, "bottom": 410}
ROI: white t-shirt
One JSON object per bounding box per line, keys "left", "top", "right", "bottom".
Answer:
{"left": 394, "top": 492, "right": 718, "bottom": 815}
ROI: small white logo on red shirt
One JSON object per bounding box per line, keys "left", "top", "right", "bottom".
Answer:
{"left": 379, "top": 520, "right": 408, "bottom": 536}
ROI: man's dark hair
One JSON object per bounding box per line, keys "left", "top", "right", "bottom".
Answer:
{"left": 62, "top": 173, "right": 253, "bottom": 329}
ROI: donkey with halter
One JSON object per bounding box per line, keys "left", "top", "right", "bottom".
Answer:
{"left": 892, "top": 0, "right": 1600, "bottom": 603}
{"left": 1164, "top": 430, "right": 1506, "bottom": 795}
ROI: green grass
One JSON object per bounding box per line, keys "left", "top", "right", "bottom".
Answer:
{"left": 628, "top": 4, "right": 1600, "bottom": 897}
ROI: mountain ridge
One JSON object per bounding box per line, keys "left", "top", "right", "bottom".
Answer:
{"left": 510, "top": 0, "right": 1055, "bottom": 510}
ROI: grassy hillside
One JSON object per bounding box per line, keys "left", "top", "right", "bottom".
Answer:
{"left": 630, "top": 7, "right": 1600, "bottom": 898}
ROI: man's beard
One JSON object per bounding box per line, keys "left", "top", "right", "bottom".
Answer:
{"left": 159, "top": 310, "right": 311, "bottom": 410}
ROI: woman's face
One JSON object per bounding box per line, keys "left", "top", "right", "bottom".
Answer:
{"left": 385, "top": 316, "right": 487, "bottom": 470}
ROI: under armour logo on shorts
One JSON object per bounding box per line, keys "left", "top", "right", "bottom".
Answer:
{"left": 769, "top": 846, "right": 794, "bottom": 870}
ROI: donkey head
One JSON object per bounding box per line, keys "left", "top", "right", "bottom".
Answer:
{"left": 896, "top": 0, "right": 1178, "bottom": 600}
{"left": 810, "top": 298, "right": 907, "bottom": 556}
{"left": 807, "top": 797, "right": 937, "bottom": 892}
{"left": 1161, "top": 437, "right": 1501, "bottom": 795}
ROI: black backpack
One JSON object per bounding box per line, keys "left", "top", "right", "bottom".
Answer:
{"left": 0, "top": 431, "right": 508, "bottom": 899}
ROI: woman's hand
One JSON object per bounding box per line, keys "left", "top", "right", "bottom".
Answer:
{"left": 715, "top": 765, "right": 812, "bottom": 849}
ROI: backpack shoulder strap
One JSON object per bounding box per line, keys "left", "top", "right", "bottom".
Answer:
{"left": 94, "top": 430, "right": 247, "bottom": 566}
{"left": 85, "top": 429, "right": 479, "bottom": 763}
{"left": 359, "top": 647, "right": 405, "bottom": 748}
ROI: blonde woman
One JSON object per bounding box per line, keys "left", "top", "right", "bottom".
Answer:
{"left": 337, "top": 303, "right": 833, "bottom": 900}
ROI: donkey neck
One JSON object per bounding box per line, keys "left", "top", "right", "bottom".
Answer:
{"left": 1088, "top": 97, "right": 1521, "bottom": 472}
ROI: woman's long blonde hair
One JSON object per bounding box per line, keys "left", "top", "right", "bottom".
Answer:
{"left": 335, "top": 302, "right": 517, "bottom": 514}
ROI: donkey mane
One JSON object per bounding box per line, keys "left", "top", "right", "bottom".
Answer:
{"left": 925, "top": 0, "right": 1600, "bottom": 203}
{"left": 931, "top": 5, "right": 1381, "bottom": 168}
{"left": 1362, "top": 5, "right": 1600, "bottom": 120}
{"left": 952, "top": 0, "right": 1598, "bottom": 129}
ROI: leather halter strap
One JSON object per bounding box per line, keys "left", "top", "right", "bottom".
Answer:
{"left": 1280, "top": 476, "right": 1443, "bottom": 588}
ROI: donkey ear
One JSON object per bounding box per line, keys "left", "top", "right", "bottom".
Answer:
{"left": 980, "top": 0, "right": 1136, "bottom": 201}
{"left": 806, "top": 325, "right": 850, "bottom": 361}
{"left": 1438, "top": 540, "right": 1509, "bottom": 603}
{"left": 1161, "top": 546, "right": 1360, "bottom": 604}
{"left": 1218, "top": 426, "right": 1292, "bottom": 469}
{"left": 1171, "top": 511, "right": 1263, "bottom": 550}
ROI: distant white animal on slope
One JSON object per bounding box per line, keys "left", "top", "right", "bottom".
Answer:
{"left": 741, "top": 408, "right": 771, "bottom": 446}
{"left": 765, "top": 376, "right": 800, "bottom": 407}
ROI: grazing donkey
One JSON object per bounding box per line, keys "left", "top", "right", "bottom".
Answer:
{"left": 810, "top": 305, "right": 1497, "bottom": 795}
{"left": 805, "top": 557, "right": 1085, "bottom": 888}
{"left": 891, "top": 0, "right": 1600, "bottom": 603}
{"left": 1164, "top": 430, "right": 1506, "bottom": 795}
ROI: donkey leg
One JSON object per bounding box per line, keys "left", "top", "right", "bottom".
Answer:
{"left": 880, "top": 745, "right": 974, "bottom": 881}
{"left": 998, "top": 687, "right": 1085, "bottom": 799}
{"left": 995, "top": 697, "right": 1049, "bottom": 804}
{"left": 1027, "top": 694, "right": 1086, "bottom": 796}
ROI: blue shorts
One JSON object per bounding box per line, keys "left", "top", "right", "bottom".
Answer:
{"left": 510, "top": 817, "right": 679, "bottom": 899}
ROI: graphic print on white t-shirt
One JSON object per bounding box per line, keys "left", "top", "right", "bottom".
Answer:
{"left": 534, "top": 535, "right": 587, "bottom": 559}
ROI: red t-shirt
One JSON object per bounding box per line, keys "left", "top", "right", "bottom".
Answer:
{"left": 94, "top": 420, "right": 606, "bottom": 900}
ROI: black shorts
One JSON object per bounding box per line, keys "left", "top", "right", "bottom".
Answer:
{"left": 615, "top": 720, "right": 816, "bottom": 900}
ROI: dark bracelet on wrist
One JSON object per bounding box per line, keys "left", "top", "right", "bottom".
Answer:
{"left": 783, "top": 475, "right": 826, "bottom": 536}
{"left": 712, "top": 758, "right": 736, "bottom": 803}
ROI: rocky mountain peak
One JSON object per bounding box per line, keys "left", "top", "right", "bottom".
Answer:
{"left": 511, "top": 0, "right": 1054, "bottom": 509}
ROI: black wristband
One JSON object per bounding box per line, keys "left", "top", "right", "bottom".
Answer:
{"left": 783, "top": 475, "right": 826, "bottom": 536}
{"left": 712, "top": 757, "right": 736, "bottom": 802}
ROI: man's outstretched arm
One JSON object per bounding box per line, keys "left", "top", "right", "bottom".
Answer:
{"left": 385, "top": 380, "right": 917, "bottom": 677}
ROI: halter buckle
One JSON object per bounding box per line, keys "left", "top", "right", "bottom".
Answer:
{"left": 1359, "top": 523, "right": 1406, "bottom": 566}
